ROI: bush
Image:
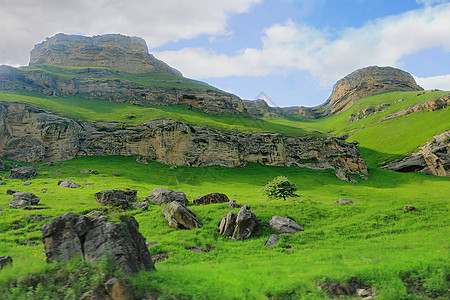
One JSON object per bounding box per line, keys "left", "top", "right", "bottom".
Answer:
{"left": 260, "top": 176, "right": 299, "bottom": 200}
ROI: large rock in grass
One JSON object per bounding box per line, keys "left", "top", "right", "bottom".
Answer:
{"left": 42, "top": 212, "right": 154, "bottom": 273}
{"left": 218, "top": 211, "right": 236, "bottom": 237}
{"left": 0, "top": 256, "right": 13, "bottom": 269}
{"left": 146, "top": 188, "right": 187, "bottom": 206}
{"left": 269, "top": 216, "right": 304, "bottom": 234}
{"left": 193, "top": 192, "right": 229, "bottom": 205}
{"left": 162, "top": 201, "right": 202, "bottom": 230}
{"left": 9, "top": 192, "right": 41, "bottom": 209}
{"left": 94, "top": 189, "right": 137, "bottom": 208}
{"left": 232, "top": 205, "right": 257, "bottom": 240}
{"left": 58, "top": 180, "right": 81, "bottom": 188}
{"left": 6, "top": 166, "right": 37, "bottom": 179}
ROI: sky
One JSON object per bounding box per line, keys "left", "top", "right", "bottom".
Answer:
{"left": 0, "top": 0, "right": 449, "bottom": 107}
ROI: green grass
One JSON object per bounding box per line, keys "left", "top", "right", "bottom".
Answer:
{"left": 0, "top": 156, "right": 448, "bottom": 299}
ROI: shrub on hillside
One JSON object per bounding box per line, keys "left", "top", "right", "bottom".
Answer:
{"left": 260, "top": 176, "right": 299, "bottom": 200}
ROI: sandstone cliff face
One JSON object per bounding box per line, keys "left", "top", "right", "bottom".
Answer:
{"left": 30, "top": 33, "right": 181, "bottom": 75}
{"left": 243, "top": 99, "right": 315, "bottom": 119}
{"left": 0, "top": 102, "right": 368, "bottom": 179}
{"left": 382, "top": 130, "right": 450, "bottom": 177}
{"left": 320, "top": 66, "right": 423, "bottom": 115}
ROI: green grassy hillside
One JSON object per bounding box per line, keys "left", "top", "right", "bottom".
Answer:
{"left": 0, "top": 156, "right": 448, "bottom": 299}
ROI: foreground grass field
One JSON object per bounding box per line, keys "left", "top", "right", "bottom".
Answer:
{"left": 0, "top": 156, "right": 448, "bottom": 299}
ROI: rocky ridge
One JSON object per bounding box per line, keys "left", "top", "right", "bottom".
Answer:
{"left": 0, "top": 101, "right": 368, "bottom": 180}
{"left": 319, "top": 66, "right": 423, "bottom": 115}
{"left": 30, "top": 33, "right": 180, "bottom": 75}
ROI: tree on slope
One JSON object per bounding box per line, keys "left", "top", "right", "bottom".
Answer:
{"left": 260, "top": 176, "right": 299, "bottom": 200}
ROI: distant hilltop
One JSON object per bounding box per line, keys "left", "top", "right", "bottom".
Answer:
{"left": 29, "top": 33, "right": 181, "bottom": 75}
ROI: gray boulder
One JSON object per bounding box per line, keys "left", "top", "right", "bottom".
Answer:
{"left": 94, "top": 189, "right": 137, "bottom": 208}
{"left": 42, "top": 212, "right": 154, "bottom": 273}
{"left": 58, "top": 180, "right": 81, "bottom": 188}
{"left": 133, "top": 201, "right": 148, "bottom": 211}
{"left": 14, "top": 192, "right": 41, "bottom": 205}
{"left": 10, "top": 199, "right": 30, "bottom": 209}
{"left": 228, "top": 199, "right": 240, "bottom": 208}
{"left": 6, "top": 189, "right": 18, "bottom": 195}
{"left": 146, "top": 188, "right": 187, "bottom": 206}
{"left": 332, "top": 198, "right": 355, "bottom": 205}
{"left": 265, "top": 234, "right": 280, "bottom": 247}
{"left": 136, "top": 156, "right": 148, "bottom": 164}
{"left": 218, "top": 211, "right": 236, "bottom": 237}
{"left": 231, "top": 205, "right": 257, "bottom": 240}
{"left": 269, "top": 216, "right": 304, "bottom": 234}
{"left": 0, "top": 256, "right": 13, "bottom": 269}
{"left": 193, "top": 192, "right": 229, "bottom": 205}
{"left": 104, "top": 278, "right": 134, "bottom": 300}
{"left": 162, "top": 201, "right": 202, "bottom": 230}
{"left": 6, "top": 166, "right": 37, "bottom": 179}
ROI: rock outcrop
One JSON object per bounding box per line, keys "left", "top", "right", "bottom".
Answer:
{"left": 0, "top": 102, "right": 368, "bottom": 179}
{"left": 382, "top": 130, "right": 449, "bottom": 176}
{"left": 193, "top": 193, "right": 229, "bottom": 205}
{"left": 219, "top": 205, "right": 257, "bottom": 240}
{"left": 319, "top": 66, "right": 423, "bottom": 115}
{"left": 243, "top": 99, "right": 315, "bottom": 119}
{"left": 94, "top": 189, "right": 137, "bottom": 208}
{"left": 42, "top": 213, "right": 154, "bottom": 273}
{"left": 269, "top": 216, "right": 304, "bottom": 234}
{"left": 30, "top": 33, "right": 181, "bottom": 75}
{"left": 146, "top": 188, "right": 188, "bottom": 206}
{"left": 6, "top": 166, "right": 37, "bottom": 179}
{"left": 58, "top": 180, "right": 81, "bottom": 188}
{"left": 162, "top": 201, "right": 202, "bottom": 230}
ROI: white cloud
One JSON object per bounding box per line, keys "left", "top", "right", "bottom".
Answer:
{"left": 0, "top": 0, "right": 260, "bottom": 66}
{"left": 416, "top": 0, "right": 448, "bottom": 6}
{"left": 414, "top": 74, "right": 450, "bottom": 90}
{"left": 156, "top": 3, "right": 450, "bottom": 86}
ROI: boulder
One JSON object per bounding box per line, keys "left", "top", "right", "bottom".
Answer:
{"left": 0, "top": 182, "right": 5, "bottom": 185}
{"left": 218, "top": 211, "right": 236, "bottom": 237}
{"left": 193, "top": 192, "right": 229, "bottom": 205}
{"left": 228, "top": 199, "right": 240, "bottom": 208}
{"left": 402, "top": 205, "right": 417, "bottom": 211}
{"left": 6, "top": 166, "right": 37, "bottom": 179}
{"left": 42, "top": 212, "right": 154, "bottom": 273}
{"left": 265, "top": 234, "right": 280, "bottom": 247}
{"left": 0, "top": 256, "right": 13, "bottom": 269}
{"left": 146, "top": 188, "right": 187, "bottom": 206}
{"left": 332, "top": 198, "right": 356, "bottom": 205}
{"left": 133, "top": 201, "right": 148, "bottom": 211}
{"left": 269, "top": 216, "right": 304, "bottom": 234}
{"left": 58, "top": 180, "right": 81, "bottom": 188}
{"left": 13, "top": 192, "right": 41, "bottom": 205}
{"left": 104, "top": 278, "right": 134, "bottom": 300}
{"left": 231, "top": 205, "right": 257, "bottom": 240}
{"left": 162, "top": 201, "right": 202, "bottom": 230}
{"left": 136, "top": 156, "right": 148, "bottom": 164}
{"left": 23, "top": 182, "right": 31, "bottom": 186}
{"left": 6, "top": 189, "right": 18, "bottom": 195}
{"left": 10, "top": 199, "right": 30, "bottom": 209}
{"left": 94, "top": 189, "right": 137, "bottom": 208}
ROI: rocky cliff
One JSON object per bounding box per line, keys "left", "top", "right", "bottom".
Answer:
{"left": 30, "top": 33, "right": 181, "bottom": 75}
{"left": 0, "top": 101, "right": 368, "bottom": 180}
{"left": 243, "top": 99, "right": 315, "bottom": 119}
{"left": 382, "top": 130, "right": 449, "bottom": 176}
{"left": 319, "top": 66, "right": 423, "bottom": 115}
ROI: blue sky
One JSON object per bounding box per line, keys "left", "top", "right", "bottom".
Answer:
{"left": 1, "top": 0, "right": 449, "bottom": 107}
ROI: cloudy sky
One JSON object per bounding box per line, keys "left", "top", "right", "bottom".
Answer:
{"left": 1, "top": 0, "right": 449, "bottom": 107}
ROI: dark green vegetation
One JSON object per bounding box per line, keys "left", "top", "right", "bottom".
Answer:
{"left": 260, "top": 176, "right": 299, "bottom": 201}
{"left": 0, "top": 87, "right": 449, "bottom": 299}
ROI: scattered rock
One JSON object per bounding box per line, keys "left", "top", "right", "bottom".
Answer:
{"left": 41, "top": 189, "right": 47, "bottom": 193}
{"left": 357, "top": 288, "right": 371, "bottom": 297}
{"left": 6, "top": 189, "right": 18, "bottom": 195}
{"left": 86, "top": 184, "right": 94, "bottom": 187}
{"left": 0, "top": 207, "right": 3, "bottom": 212}
{"left": 402, "top": 205, "right": 417, "bottom": 211}
{"left": 218, "top": 212, "right": 236, "bottom": 237}
{"left": 146, "top": 188, "right": 188, "bottom": 206}
{"left": 9, "top": 199, "right": 30, "bottom": 209}
{"left": 133, "top": 201, "right": 148, "bottom": 211}
{"left": 94, "top": 189, "right": 137, "bottom": 208}
{"left": 0, "top": 256, "right": 13, "bottom": 269}
{"left": 232, "top": 205, "right": 257, "bottom": 240}
{"left": 169, "top": 165, "right": 177, "bottom": 169}
{"left": 136, "top": 156, "right": 148, "bottom": 164}
{"left": 112, "top": 172, "right": 119, "bottom": 176}
{"left": 13, "top": 192, "right": 40, "bottom": 204}
{"left": 228, "top": 199, "right": 240, "bottom": 208}
{"left": 269, "top": 216, "right": 304, "bottom": 234}
{"left": 162, "top": 201, "right": 202, "bottom": 230}
{"left": 23, "top": 182, "right": 31, "bottom": 186}
{"left": 193, "top": 192, "right": 229, "bottom": 205}
{"left": 104, "top": 278, "right": 134, "bottom": 300}
{"left": 187, "top": 247, "right": 203, "bottom": 253}
{"left": 265, "top": 234, "right": 280, "bottom": 247}
{"left": 42, "top": 212, "right": 155, "bottom": 273}
{"left": 6, "top": 166, "right": 37, "bottom": 179}
{"left": 146, "top": 241, "right": 158, "bottom": 247}
{"left": 151, "top": 252, "right": 169, "bottom": 263}
{"left": 58, "top": 180, "right": 81, "bottom": 188}
{"left": 332, "top": 198, "right": 356, "bottom": 205}
{"left": 27, "top": 215, "right": 51, "bottom": 222}
{"left": 80, "top": 169, "right": 90, "bottom": 173}
{"left": 0, "top": 182, "right": 6, "bottom": 185}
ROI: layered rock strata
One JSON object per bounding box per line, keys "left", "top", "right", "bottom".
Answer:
{"left": 319, "top": 66, "right": 423, "bottom": 115}
{"left": 0, "top": 102, "right": 368, "bottom": 178}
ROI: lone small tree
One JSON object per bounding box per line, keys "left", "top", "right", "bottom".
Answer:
{"left": 260, "top": 176, "right": 299, "bottom": 200}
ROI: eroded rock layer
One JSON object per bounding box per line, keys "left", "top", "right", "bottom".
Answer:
{"left": 320, "top": 66, "right": 423, "bottom": 115}
{"left": 0, "top": 101, "right": 368, "bottom": 178}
